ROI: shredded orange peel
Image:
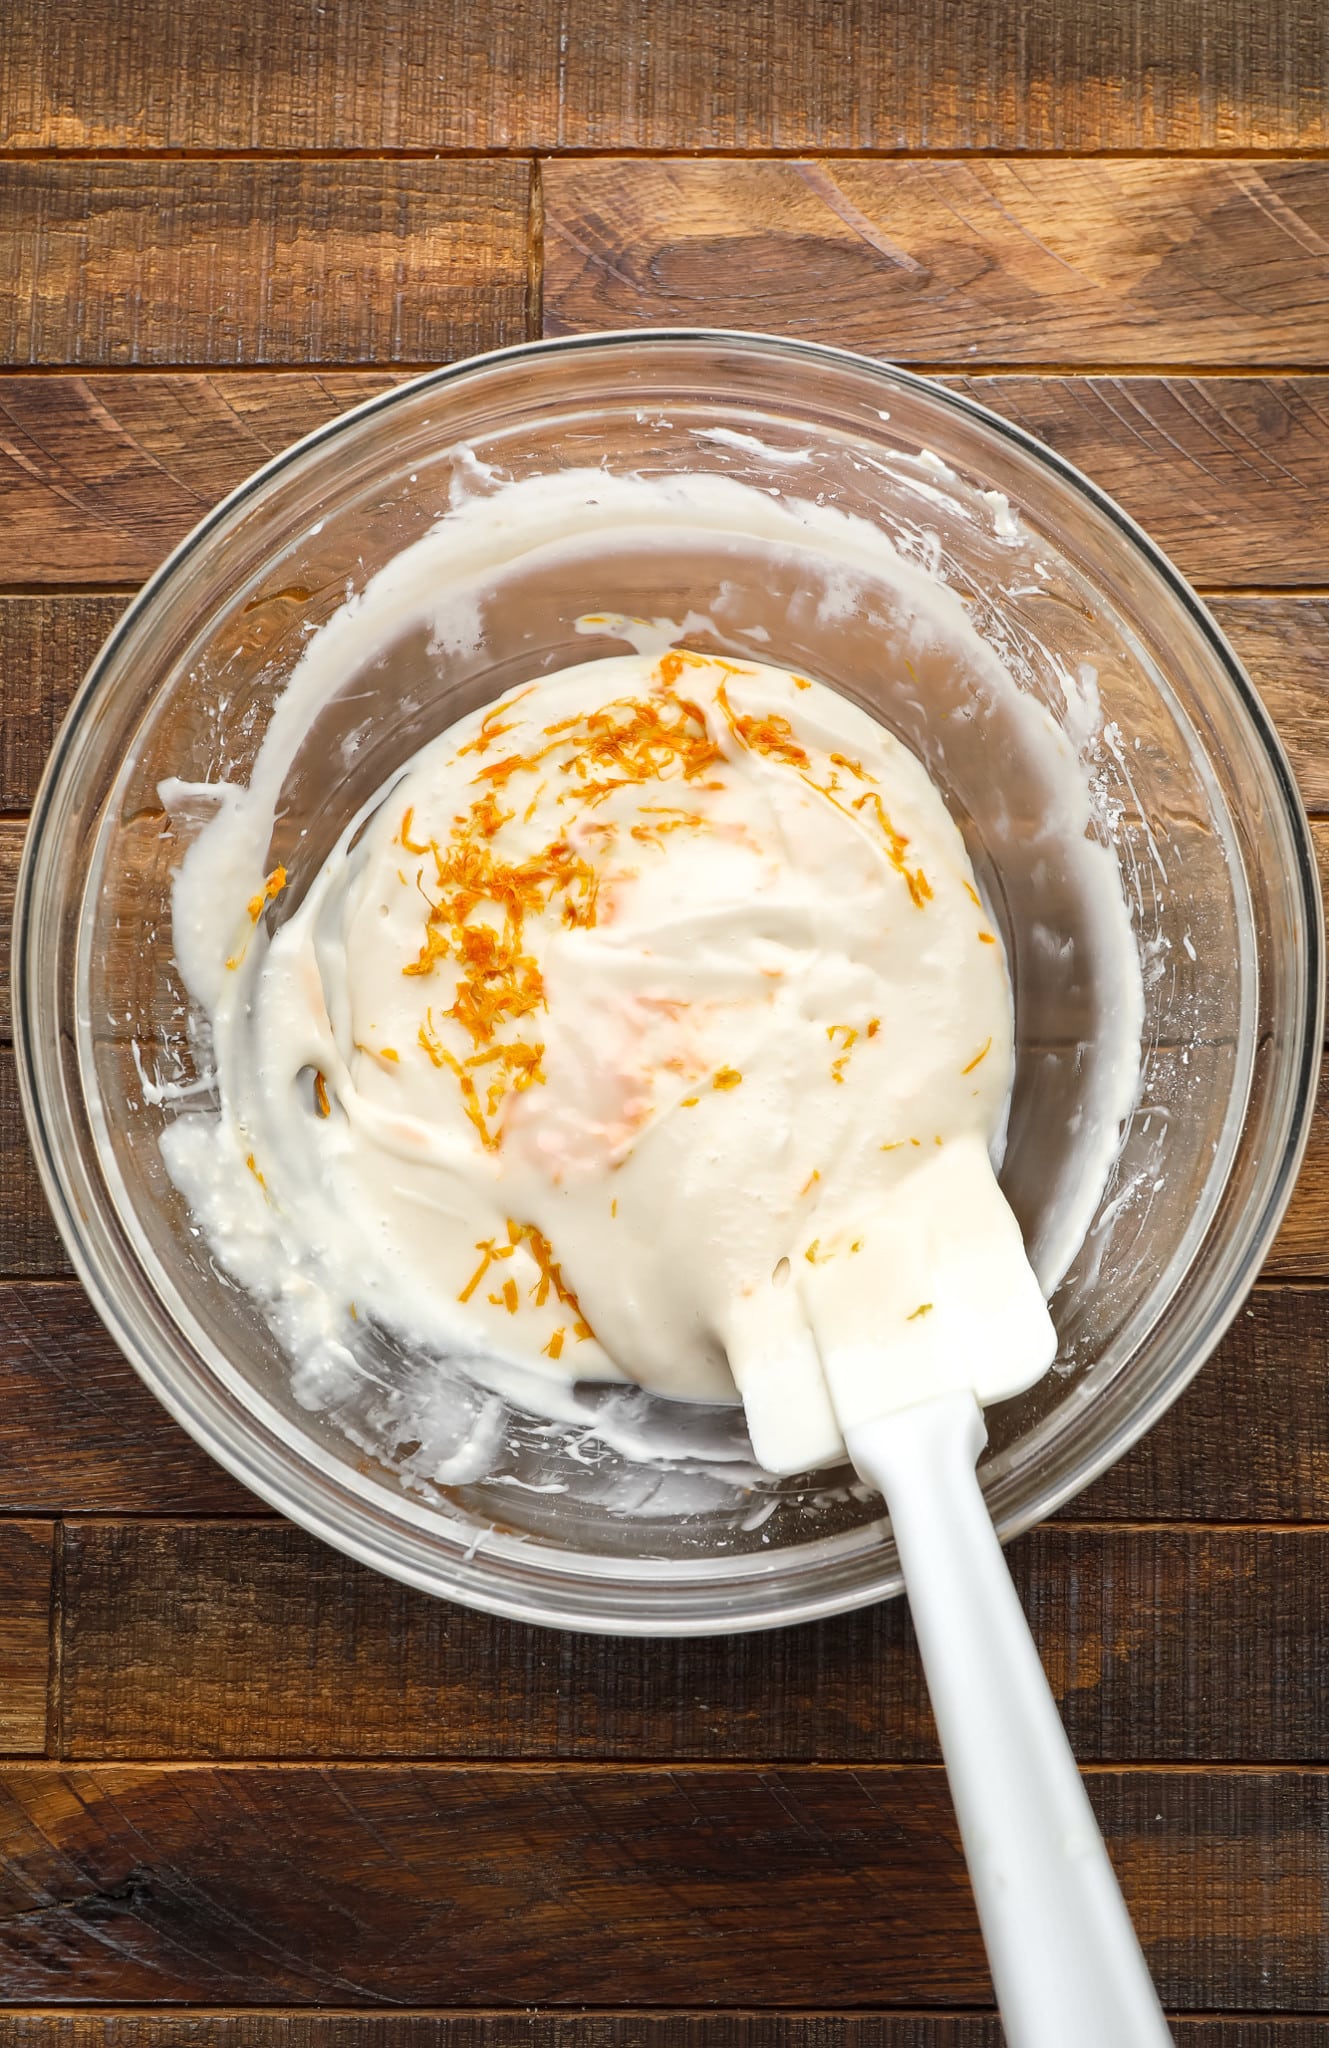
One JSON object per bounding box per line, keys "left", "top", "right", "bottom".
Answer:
{"left": 396, "top": 653, "right": 948, "bottom": 1318}
{"left": 458, "top": 1219, "right": 594, "bottom": 1342}
{"left": 227, "top": 865, "right": 288, "bottom": 970}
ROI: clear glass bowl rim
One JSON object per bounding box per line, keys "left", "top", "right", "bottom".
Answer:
{"left": 14, "top": 327, "right": 1325, "bottom": 1635}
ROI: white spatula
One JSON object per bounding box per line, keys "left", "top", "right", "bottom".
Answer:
{"left": 796, "top": 1134, "right": 1175, "bottom": 2048}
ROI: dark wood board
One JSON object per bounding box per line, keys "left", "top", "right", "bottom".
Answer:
{"left": 0, "top": 1275, "right": 1319, "bottom": 1518}
{"left": 0, "top": 1283, "right": 255, "bottom": 1515}
{"left": 0, "top": 598, "right": 128, "bottom": 809}
{"left": 1259, "top": 1060, "right": 1329, "bottom": 1280}
{"left": 0, "top": 2021, "right": 1320, "bottom": 2048}
{"left": 0, "top": 375, "right": 405, "bottom": 587}
{"left": 50, "top": 1519, "right": 1329, "bottom": 1765}
{"left": 0, "top": 1059, "right": 67, "bottom": 1278}
{"left": 2, "top": 0, "right": 1325, "bottom": 153}
{"left": 0, "top": 1525, "right": 50, "bottom": 1755}
{"left": 0, "top": 1279, "right": 1317, "bottom": 1523}
{"left": 8, "top": 1041, "right": 1329, "bottom": 1281}
{"left": 0, "top": 1763, "right": 1316, "bottom": 2008}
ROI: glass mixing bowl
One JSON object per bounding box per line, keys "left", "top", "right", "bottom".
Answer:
{"left": 15, "top": 331, "right": 1322, "bottom": 1634}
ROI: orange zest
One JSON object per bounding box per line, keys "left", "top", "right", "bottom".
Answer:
{"left": 714, "top": 681, "right": 809, "bottom": 767}
{"left": 961, "top": 1037, "right": 992, "bottom": 1075}
{"left": 400, "top": 665, "right": 730, "bottom": 1149}
{"left": 851, "top": 790, "right": 932, "bottom": 909}
{"left": 227, "top": 865, "right": 288, "bottom": 968}
{"left": 245, "top": 865, "right": 288, "bottom": 923}
{"left": 458, "top": 1231, "right": 516, "bottom": 1303}
{"left": 507, "top": 1218, "right": 596, "bottom": 1341}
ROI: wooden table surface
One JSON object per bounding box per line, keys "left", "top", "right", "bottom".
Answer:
{"left": 3, "top": 2, "right": 1329, "bottom": 2040}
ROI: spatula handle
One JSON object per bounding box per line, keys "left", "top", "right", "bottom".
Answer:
{"left": 848, "top": 1391, "right": 1173, "bottom": 2048}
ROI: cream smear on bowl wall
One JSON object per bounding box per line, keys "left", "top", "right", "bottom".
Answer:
{"left": 145, "top": 458, "right": 1146, "bottom": 1515}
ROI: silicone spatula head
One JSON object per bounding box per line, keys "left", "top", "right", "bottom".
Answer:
{"left": 797, "top": 1131, "right": 1057, "bottom": 1444}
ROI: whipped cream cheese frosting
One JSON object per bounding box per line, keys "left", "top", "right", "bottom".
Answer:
{"left": 157, "top": 461, "right": 1144, "bottom": 1493}
{"left": 166, "top": 649, "right": 1012, "bottom": 1474}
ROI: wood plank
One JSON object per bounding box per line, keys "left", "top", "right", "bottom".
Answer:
{"left": 0, "top": 701, "right": 1321, "bottom": 1052}
{"left": 0, "top": 163, "right": 530, "bottom": 369}
{"left": 0, "top": 824, "right": 17, "bottom": 1037}
{"left": 0, "top": 1284, "right": 255, "bottom": 1514}
{"left": 944, "top": 374, "right": 1329, "bottom": 587}
{"left": 0, "top": 1763, "right": 1313, "bottom": 2007}
{"left": 1263, "top": 1060, "right": 1329, "bottom": 1280}
{"left": 0, "top": 374, "right": 403, "bottom": 586}
{"left": 0, "top": 1278, "right": 1318, "bottom": 1522}
{"left": 2, "top": 374, "right": 1326, "bottom": 590}
{"left": 0, "top": 1272, "right": 1326, "bottom": 1524}
{"left": 54, "top": 1520, "right": 1329, "bottom": 1764}
{"left": 0, "top": 1524, "right": 51, "bottom": 1756}
{"left": 0, "top": 1054, "right": 67, "bottom": 1277}
{"left": 0, "top": 597, "right": 127, "bottom": 808}
{"left": 2, "top": 595, "right": 1325, "bottom": 814}
{"left": 1215, "top": 597, "right": 1329, "bottom": 812}
{"left": 0, "top": 2018, "right": 1314, "bottom": 2048}
{"left": 1075, "top": 1284, "right": 1329, "bottom": 1523}
{"left": 1, "top": 0, "right": 1325, "bottom": 152}
{"left": 543, "top": 158, "right": 1329, "bottom": 366}
{"left": 3, "top": 602, "right": 1325, "bottom": 1045}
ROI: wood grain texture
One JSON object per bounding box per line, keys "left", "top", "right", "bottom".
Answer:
{"left": 0, "top": 374, "right": 403, "bottom": 586}
{"left": 2, "top": 0, "right": 1326, "bottom": 152}
{"left": 53, "top": 1519, "right": 1329, "bottom": 1764}
{"left": 2, "top": 595, "right": 1325, "bottom": 808}
{"left": 1262, "top": 1061, "right": 1329, "bottom": 1280}
{"left": 543, "top": 158, "right": 1329, "bottom": 365}
{"left": 0, "top": 163, "right": 530, "bottom": 369}
{"left": 943, "top": 374, "right": 1329, "bottom": 587}
{"left": 0, "top": 1285, "right": 255, "bottom": 1513}
{"left": 2, "top": 373, "right": 1327, "bottom": 588}
{"left": 0, "top": 1279, "right": 1319, "bottom": 1521}
{"left": 0, "top": 1524, "right": 51, "bottom": 1755}
{"left": 0, "top": 825, "right": 18, "bottom": 1038}
{"left": 0, "top": 1764, "right": 1316, "bottom": 2007}
{"left": 0, "top": 1056, "right": 67, "bottom": 1277}
{"left": 1216, "top": 597, "right": 1329, "bottom": 811}
{"left": 0, "top": 597, "right": 127, "bottom": 807}
{"left": 0, "top": 2018, "right": 1316, "bottom": 2048}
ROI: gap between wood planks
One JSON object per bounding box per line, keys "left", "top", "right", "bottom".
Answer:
{"left": 3, "top": 146, "right": 1329, "bottom": 161}
{"left": 0, "top": 1755, "right": 1324, "bottom": 1774}
{"left": 0, "top": 362, "right": 1326, "bottom": 378}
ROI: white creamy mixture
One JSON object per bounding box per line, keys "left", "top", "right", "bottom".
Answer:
{"left": 159, "top": 463, "right": 1143, "bottom": 1494}
{"left": 169, "top": 651, "right": 1011, "bottom": 1476}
